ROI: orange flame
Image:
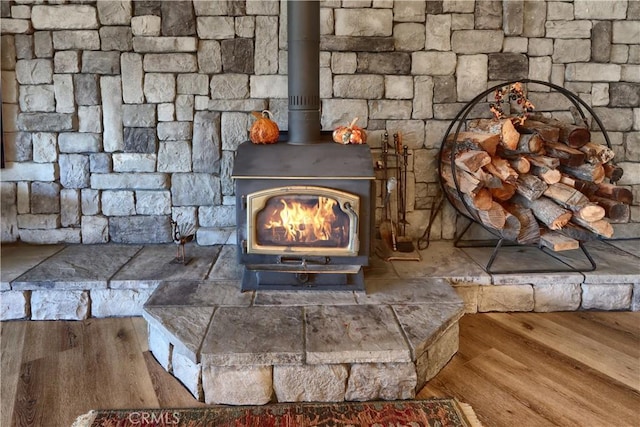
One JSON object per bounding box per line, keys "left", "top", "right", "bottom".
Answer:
{"left": 263, "top": 197, "right": 340, "bottom": 243}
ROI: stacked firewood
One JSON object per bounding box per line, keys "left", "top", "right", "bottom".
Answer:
{"left": 441, "top": 114, "right": 633, "bottom": 251}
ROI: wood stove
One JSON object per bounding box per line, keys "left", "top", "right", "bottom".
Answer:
{"left": 233, "top": 141, "right": 374, "bottom": 291}
{"left": 232, "top": 1, "right": 374, "bottom": 291}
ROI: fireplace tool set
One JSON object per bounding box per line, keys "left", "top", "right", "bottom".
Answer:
{"left": 378, "top": 132, "right": 415, "bottom": 254}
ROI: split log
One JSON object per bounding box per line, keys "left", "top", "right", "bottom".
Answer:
{"left": 540, "top": 230, "right": 580, "bottom": 252}
{"left": 543, "top": 142, "right": 586, "bottom": 167}
{"left": 529, "top": 163, "right": 561, "bottom": 185}
{"left": 543, "top": 182, "right": 605, "bottom": 222}
{"left": 455, "top": 150, "right": 492, "bottom": 173}
{"left": 579, "top": 142, "right": 615, "bottom": 164}
{"left": 560, "top": 163, "right": 605, "bottom": 184}
{"left": 503, "top": 203, "right": 540, "bottom": 245}
{"left": 447, "top": 131, "right": 500, "bottom": 156}
{"left": 490, "top": 182, "right": 517, "bottom": 201}
{"left": 464, "top": 188, "right": 493, "bottom": 211}
{"left": 603, "top": 163, "right": 624, "bottom": 183}
{"left": 509, "top": 157, "right": 531, "bottom": 174}
{"left": 498, "top": 133, "right": 544, "bottom": 156}
{"left": 467, "top": 118, "right": 520, "bottom": 150}
{"left": 573, "top": 204, "right": 606, "bottom": 222}
{"left": 526, "top": 155, "right": 560, "bottom": 169}
{"left": 543, "top": 182, "right": 589, "bottom": 211}
{"left": 590, "top": 195, "right": 630, "bottom": 223}
{"left": 512, "top": 194, "right": 573, "bottom": 230}
{"left": 518, "top": 119, "right": 560, "bottom": 143}
{"left": 501, "top": 209, "right": 522, "bottom": 241}
{"left": 441, "top": 163, "right": 482, "bottom": 195}
{"left": 530, "top": 114, "right": 590, "bottom": 148}
{"left": 558, "top": 223, "right": 600, "bottom": 242}
{"left": 527, "top": 156, "right": 561, "bottom": 184}
{"left": 471, "top": 168, "right": 503, "bottom": 189}
{"left": 595, "top": 183, "right": 633, "bottom": 204}
{"left": 515, "top": 174, "right": 548, "bottom": 201}
{"left": 571, "top": 216, "right": 614, "bottom": 238}
{"left": 478, "top": 201, "right": 507, "bottom": 230}
{"left": 484, "top": 157, "right": 518, "bottom": 184}
{"left": 559, "top": 175, "right": 599, "bottom": 197}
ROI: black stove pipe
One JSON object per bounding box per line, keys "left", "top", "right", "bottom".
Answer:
{"left": 287, "top": 0, "right": 321, "bottom": 144}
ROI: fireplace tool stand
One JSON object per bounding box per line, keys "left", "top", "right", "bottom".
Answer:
{"left": 432, "top": 79, "right": 617, "bottom": 274}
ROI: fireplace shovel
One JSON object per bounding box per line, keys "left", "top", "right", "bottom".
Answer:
{"left": 379, "top": 177, "right": 397, "bottom": 251}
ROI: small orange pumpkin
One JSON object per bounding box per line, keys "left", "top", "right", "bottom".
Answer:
{"left": 250, "top": 110, "right": 279, "bottom": 144}
{"left": 332, "top": 117, "right": 367, "bottom": 145}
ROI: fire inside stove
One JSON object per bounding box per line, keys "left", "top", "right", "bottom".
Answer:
{"left": 247, "top": 186, "right": 359, "bottom": 256}
{"left": 259, "top": 195, "right": 348, "bottom": 247}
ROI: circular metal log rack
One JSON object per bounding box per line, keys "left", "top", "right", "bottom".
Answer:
{"left": 432, "top": 79, "right": 616, "bottom": 274}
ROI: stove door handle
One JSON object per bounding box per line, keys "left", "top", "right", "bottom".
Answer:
{"left": 278, "top": 256, "right": 330, "bottom": 266}
{"left": 344, "top": 202, "right": 358, "bottom": 231}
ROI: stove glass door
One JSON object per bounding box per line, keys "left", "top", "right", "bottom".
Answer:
{"left": 247, "top": 186, "right": 359, "bottom": 256}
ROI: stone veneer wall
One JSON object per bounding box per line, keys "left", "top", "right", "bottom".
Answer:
{"left": 1, "top": 0, "right": 639, "bottom": 245}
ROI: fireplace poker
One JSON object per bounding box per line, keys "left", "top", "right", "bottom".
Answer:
{"left": 402, "top": 145, "right": 409, "bottom": 235}
{"left": 381, "top": 132, "right": 389, "bottom": 220}
{"left": 393, "top": 133, "right": 402, "bottom": 228}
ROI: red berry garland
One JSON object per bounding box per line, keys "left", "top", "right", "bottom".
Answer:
{"left": 489, "top": 82, "right": 535, "bottom": 125}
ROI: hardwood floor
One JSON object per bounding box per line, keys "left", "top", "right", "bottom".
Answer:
{"left": 1, "top": 312, "right": 638, "bottom": 427}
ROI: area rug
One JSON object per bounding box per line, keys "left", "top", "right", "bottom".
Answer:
{"left": 72, "top": 398, "right": 482, "bottom": 427}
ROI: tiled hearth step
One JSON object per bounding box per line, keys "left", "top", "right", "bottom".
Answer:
{"left": 2, "top": 240, "right": 639, "bottom": 321}
{"left": 142, "top": 278, "right": 464, "bottom": 404}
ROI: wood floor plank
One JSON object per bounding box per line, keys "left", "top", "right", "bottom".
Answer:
{"left": 545, "top": 312, "right": 640, "bottom": 358}
{"left": 1, "top": 321, "right": 27, "bottom": 427}
{"left": 20, "top": 321, "right": 82, "bottom": 363}
{"left": 461, "top": 314, "right": 640, "bottom": 420}
{"left": 466, "top": 348, "right": 615, "bottom": 426}
{"left": 131, "top": 316, "right": 149, "bottom": 353}
{"left": 573, "top": 311, "right": 640, "bottom": 335}
{"left": 11, "top": 354, "right": 60, "bottom": 427}
{"left": 80, "top": 318, "right": 160, "bottom": 410}
{"left": 487, "top": 312, "right": 640, "bottom": 391}
{"left": 57, "top": 345, "right": 99, "bottom": 426}
{"left": 418, "top": 356, "right": 555, "bottom": 427}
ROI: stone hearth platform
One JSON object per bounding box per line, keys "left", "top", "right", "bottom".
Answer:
{"left": 143, "top": 277, "right": 463, "bottom": 404}
{"left": 2, "top": 239, "right": 639, "bottom": 404}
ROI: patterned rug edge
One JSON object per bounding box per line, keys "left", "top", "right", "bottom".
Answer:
{"left": 72, "top": 398, "right": 484, "bottom": 427}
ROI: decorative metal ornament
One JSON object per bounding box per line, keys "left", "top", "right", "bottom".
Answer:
{"left": 170, "top": 220, "right": 195, "bottom": 265}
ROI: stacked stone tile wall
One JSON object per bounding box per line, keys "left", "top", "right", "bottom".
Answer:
{"left": 1, "top": 0, "right": 638, "bottom": 245}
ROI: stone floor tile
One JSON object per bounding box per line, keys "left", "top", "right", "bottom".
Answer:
{"left": 144, "top": 280, "right": 252, "bottom": 307}
{"left": 110, "top": 245, "right": 222, "bottom": 289}
{"left": 12, "top": 244, "right": 141, "bottom": 290}
{"left": 553, "top": 240, "right": 640, "bottom": 284}
{"left": 363, "top": 250, "right": 400, "bottom": 280}
{"left": 356, "top": 278, "right": 461, "bottom": 305}
{"left": 208, "top": 244, "right": 243, "bottom": 280}
{"left": 392, "top": 302, "right": 464, "bottom": 359}
{"left": 254, "top": 290, "right": 358, "bottom": 306}
{"left": 460, "top": 245, "right": 581, "bottom": 279}
{"left": 1, "top": 243, "right": 65, "bottom": 290}
{"left": 305, "top": 305, "right": 411, "bottom": 364}
{"left": 393, "top": 241, "right": 491, "bottom": 284}
{"left": 144, "top": 306, "right": 214, "bottom": 362}
{"left": 202, "top": 306, "right": 304, "bottom": 366}
{"left": 604, "top": 239, "right": 640, "bottom": 257}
